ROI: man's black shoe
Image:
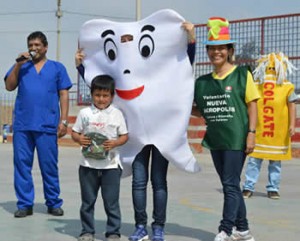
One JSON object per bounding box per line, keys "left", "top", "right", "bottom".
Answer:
{"left": 47, "top": 207, "right": 64, "bottom": 216}
{"left": 14, "top": 208, "right": 33, "bottom": 218}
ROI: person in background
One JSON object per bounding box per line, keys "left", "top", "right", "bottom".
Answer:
{"left": 242, "top": 52, "right": 298, "bottom": 200}
{"left": 193, "top": 17, "right": 259, "bottom": 241}
{"left": 4, "top": 31, "right": 72, "bottom": 218}
{"left": 72, "top": 75, "right": 128, "bottom": 241}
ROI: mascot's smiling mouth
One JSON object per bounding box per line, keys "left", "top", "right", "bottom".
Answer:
{"left": 116, "top": 85, "right": 144, "bottom": 100}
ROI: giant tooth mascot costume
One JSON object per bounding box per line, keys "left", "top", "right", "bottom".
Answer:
{"left": 251, "top": 52, "right": 297, "bottom": 160}
{"left": 78, "top": 9, "right": 200, "bottom": 176}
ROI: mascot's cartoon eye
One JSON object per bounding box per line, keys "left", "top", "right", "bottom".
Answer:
{"left": 139, "top": 34, "right": 154, "bottom": 58}
{"left": 104, "top": 38, "right": 117, "bottom": 61}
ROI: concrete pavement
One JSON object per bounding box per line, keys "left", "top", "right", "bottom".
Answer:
{"left": 0, "top": 143, "right": 299, "bottom": 241}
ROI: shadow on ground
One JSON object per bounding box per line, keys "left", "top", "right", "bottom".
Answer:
{"left": 0, "top": 201, "right": 51, "bottom": 215}
{"left": 49, "top": 218, "right": 215, "bottom": 241}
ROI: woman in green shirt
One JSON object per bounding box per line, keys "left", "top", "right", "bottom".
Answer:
{"left": 193, "top": 17, "right": 259, "bottom": 241}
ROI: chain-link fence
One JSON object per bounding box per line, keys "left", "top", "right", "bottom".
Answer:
{"left": 0, "top": 93, "right": 14, "bottom": 137}
{"left": 2, "top": 13, "right": 299, "bottom": 122}
{"left": 194, "top": 13, "right": 300, "bottom": 95}
{"left": 76, "top": 13, "right": 300, "bottom": 104}
{"left": 0, "top": 91, "right": 78, "bottom": 132}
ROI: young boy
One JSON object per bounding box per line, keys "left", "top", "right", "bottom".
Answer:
{"left": 71, "top": 75, "right": 128, "bottom": 241}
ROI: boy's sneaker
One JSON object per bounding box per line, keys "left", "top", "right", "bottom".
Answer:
{"left": 106, "top": 234, "right": 120, "bottom": 241}
{"left": 242, "top": 190, "right": 253, "bottom": 199}
{"left": 267, "top": 191, "right": 280, "bottom": 200}
{"left": 214, "top": 231, "right": 230, "bottom": 241}
{"left": 78, "top": 233, "right": 94, "bottom": 241}
{"left": 152, "top": 226, "right": 165, "bottom": 241}
{"left": 230, "top": 229, "right": 255, "bottom": 241}
{"left": 128, "top": 225, "right": 149, "bottom": 241}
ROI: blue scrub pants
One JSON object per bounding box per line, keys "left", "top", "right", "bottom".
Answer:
{"left": 13, "top": 131, "right": 63, "bottom": 210}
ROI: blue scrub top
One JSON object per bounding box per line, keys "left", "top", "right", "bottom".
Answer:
{"left": 5, "top": 60, "right": 72, "bottom": 134}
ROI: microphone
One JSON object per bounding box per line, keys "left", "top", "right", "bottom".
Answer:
{"left": 15, "top": 51, "right": 36, "bottom": 62}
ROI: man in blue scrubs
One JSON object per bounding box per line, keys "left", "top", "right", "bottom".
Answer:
{"left": 4, "top": 31, "right": 72, "bottom": 218}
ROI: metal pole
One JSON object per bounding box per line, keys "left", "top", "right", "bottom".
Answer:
{"left": 136, "top": 0, "right": 141, "bottom": 20}
{"left": 56, "top": 0, "right": 63, "bottom": 61}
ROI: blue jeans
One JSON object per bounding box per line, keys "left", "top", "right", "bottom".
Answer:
{"left": 132, "top": 145, "right": 169, "bottom": 228}
{"left": 79, "top": 165, "right": 122, "bottom": 237}
{"left": 211, "top": 150, "right": 249, "bottom": 235}
{"left": 243, "top": 157, "right": 281, "bottom": 192}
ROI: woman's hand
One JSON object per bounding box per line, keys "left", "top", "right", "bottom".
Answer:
{"left": 245, "top": 132, "right": 255, "bottom": 154}
{"left": 75, "top": 48, "right": 85, "bottom": 67}
{"left": 182, "top": 21, "right": 196, "bottom": 43}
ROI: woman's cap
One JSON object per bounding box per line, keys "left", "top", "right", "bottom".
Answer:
{"left": 203, "top": 17, "right": 236, "bottom": 45}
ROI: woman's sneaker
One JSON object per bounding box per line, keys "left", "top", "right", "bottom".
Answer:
{"left": 230, "top": 229, "right": 255, "bottom": 241}
{"left": 128, "top": 225, "right": 149, "bottom": 241}
{"left": 214, "top": 231, "right": 230, "bottom": 241}
{"left": 152, "top": 226, "right": 165, "bottom": 241}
